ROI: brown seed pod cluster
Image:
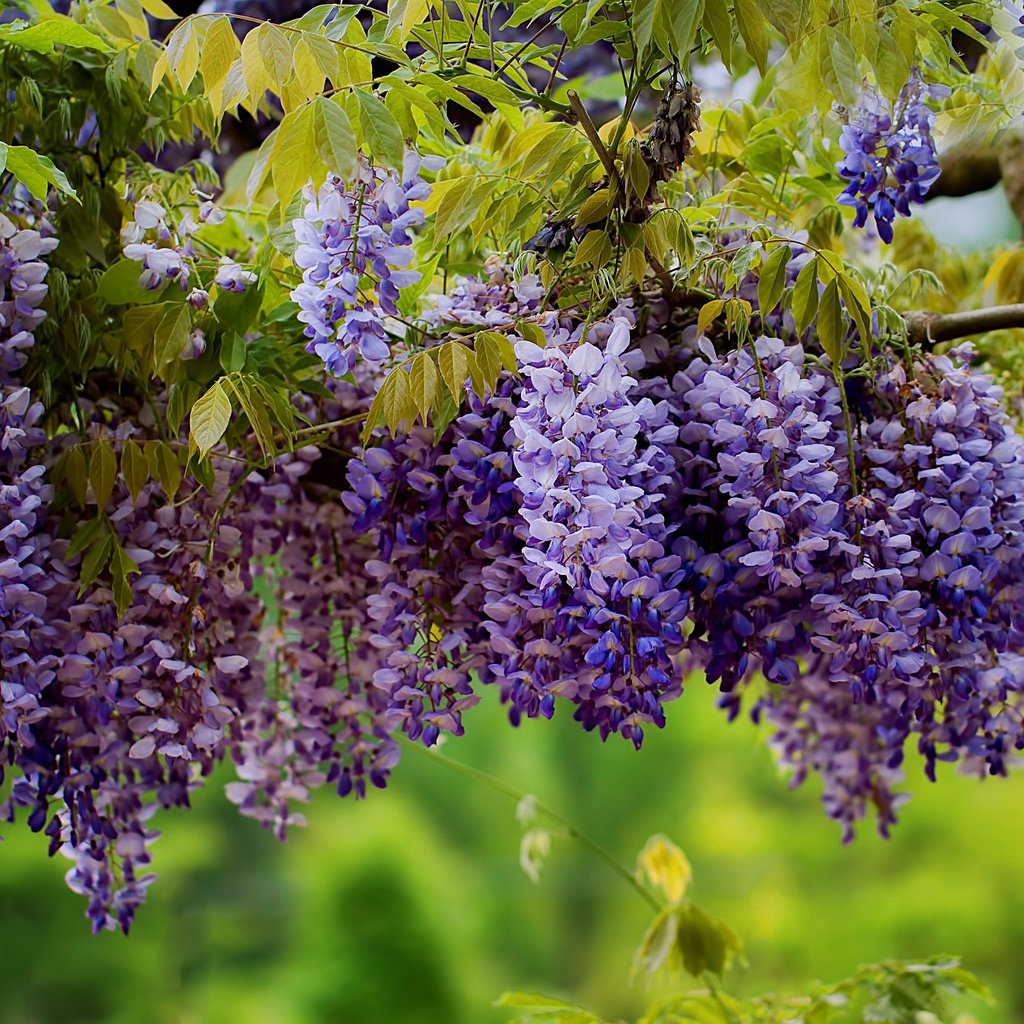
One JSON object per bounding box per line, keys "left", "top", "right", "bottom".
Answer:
{"left": 642, "top": 81, "right": 702, "bottom": 197}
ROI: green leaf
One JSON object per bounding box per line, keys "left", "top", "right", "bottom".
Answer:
{"left": 362, "top": 364, "right": 413, "bottom": 442}
{"left": 792, "top": 257, "right": 819, "bottom": 335}
{"left": 190, "top": 380, "right": 233, "bottom": 459}
{"left": 697, "top": 299, "right": 725, "bottom": 336}
{"left": 79, "top": 533, "right": 113, "bottom": 596}
{"left": 450, "top": 73, "right": 520, "bottom": 108}
{"left": 734, "top": 0, "right": 769, "bottom": 73}
{"left": 703, "top": 0, "right": 732, "bottom": 68}
{"left": 246, "top": 128, "right": 279, "bottom": 201}
{"left": 0, "top": 15, "right": 111, "bottom": 54}
{"left": 95, "top": 259, "right": 164, "bottom": 305}
{"left": 200, "top": 15, "right": 239, "bottom": 115}
{"left": 312, "top": 96, "right": 357, "bottom": 179}
{"left": 571, "top": 229, "right": 611, "bottom": 267}
{"left": 384, "top": 79, "right": 447, "bottom": 138}
{"left": 64, "top": 445, "right": 89, "bottom": 507}
{"left": 504, "top": 0, "right": 559, "bottom": 28}
{"left": 110, "top": 539, "right": 140, "bottom": 619}
{"left": 661, "top": 0, "right": 704, "bottom": 58}
{"left": 121, "top": 440, "right": 148, "bottom": 504}
{"left": 817, "top": 278, "right": 845, "bottom": 368}
{"left": 431, "top": 383, "right": 459, "bottom": 443}
{"left": 675, "top": 904, "right": 744, "bottom": 978}
{"left": 272, "top": 103, "right": 320, "bottom": 203}
{"left": 408, "top": 351, "right": 440, "bottom": 424}
{"left": 153, "top": 304, "right": 191, "bottom": 373}
{"left": 574, "top": 187, "right": 612, "bottom": 228}
{"left": 0, "top": 144, "right": 77, "bottom": 202}
{"left": 218, "top": 331, "right": 247, "bottom": 374}
{"left": 66, "top": 516, "right": 104, "bottom": 561}
{"left": 88, "top": 442, "right": 117, "bottom": 511}
{"left": 437, "top": 340, "right": 472, "bottom": 403}
{"left": 757, "top": 245, "right": 789, "bottom": 316}
{"left": 355, "top": 88, "right": 405, "bottom": 171}
{"left": 148, "top": 441, "right": 181, "bottom": 500}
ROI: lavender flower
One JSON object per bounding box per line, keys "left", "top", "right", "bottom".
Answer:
{"left": 291, "top": 151, "right": 443, "bottom": 377}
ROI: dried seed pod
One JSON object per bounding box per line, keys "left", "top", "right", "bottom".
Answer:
{"left": 642, "top": 81, "right": 702, "bottom": 198}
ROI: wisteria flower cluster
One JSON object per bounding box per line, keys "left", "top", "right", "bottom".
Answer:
{"left": 291, "top": 151, "right": 443, "bottom": 376}
{"left": 121, "top": 196, "right": 255, "bottom": 296}
{"left": 659, "top": 336, "right": 1024, "bottom": 836}
{"left": 836, "top": 72, "right": 941, "bottom": 242}
{"left": 8, "top": 202, "right": 1024, "bottom": 932}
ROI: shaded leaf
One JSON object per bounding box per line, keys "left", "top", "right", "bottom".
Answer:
{"left": 89, "top": 442, "right": 117, "bottom": 510}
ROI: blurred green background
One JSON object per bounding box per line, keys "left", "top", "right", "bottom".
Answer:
{"left": 3, "top": 678, "right": 1021, "bottom": 1024}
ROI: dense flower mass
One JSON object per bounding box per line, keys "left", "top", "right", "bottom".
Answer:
{"left": 484, "top": 313, "right": 686, "bottom": 747}
{"left": 8, "top": 179, "right": 1024, "bottom": 931}
{"left": 661, "top": 338, "right": 1024, "bottom": 836}
{"left": 291, "top": 152, "right": 442, "bottom": 376}
{"left": 836, "top": 72, "right": 940, "bottom": 242}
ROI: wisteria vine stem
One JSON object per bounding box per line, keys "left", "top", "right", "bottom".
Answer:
{"left": 406, "top": 743, "right": 663, "bottom": 913}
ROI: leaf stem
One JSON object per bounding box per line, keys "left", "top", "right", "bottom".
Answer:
{"left": 406, "top": 742, "right": 662, "bottom": 913}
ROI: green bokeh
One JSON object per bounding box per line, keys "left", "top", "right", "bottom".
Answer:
{"left": 3, "top": 680, "right": 1020, "bottom": 1023}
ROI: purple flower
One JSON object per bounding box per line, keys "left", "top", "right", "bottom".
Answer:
{"left": 836, "top": 72, "right": 940, "bottom": 243}
{"left": 291, "top": 151, "right": 442, "bottom": 376}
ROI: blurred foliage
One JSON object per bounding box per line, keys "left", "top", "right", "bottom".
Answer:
{"left": 2, "top": 680, "right": 1018, "bottom": 1024}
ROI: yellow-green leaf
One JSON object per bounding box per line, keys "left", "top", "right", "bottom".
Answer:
{"left": 697, "top": 298, "right": 725, "bottom": 336}
{"left": 200, "top": 15, "right": 239, "bottom": 115}
{"left": 257, "top": 23, "right": 292, "bottom": 90}
{"left": 734, "top": 0, "right": 769, "bottom": 73}
{"left": 572, "top": 229, "right": 611, "bottom": 267}
{"left": 164, "top": 19, "right": 200, "bottom": 91}
{"left": 408, "top": 351, "right": 439, "bottom": 424}
{"left": 363, "top": 364, "right": 413, "bottom": 442}
{"left": 190, "top": 379, "right": 233, "bottom": 458}
{"left": 140, "top": 0, "right": 178, "bottom": 18}
{"left": 272, "top": 103, "right": 320, "bottom": 202}
{"left": 437, "top": 340, "right": 471, "bottom": 402}
{"left": 292, "top": 35, "right": 324, "bottom": 99}
{"left": 240, "top": 26, "right": 271, "bottom": 103}
{"left": 575, "top": 187, "right": 612, "bottom": 228}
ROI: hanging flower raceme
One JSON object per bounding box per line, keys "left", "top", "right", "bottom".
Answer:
{"left": 291, "top": 150, "right": 443, "bottom": 377}
{"left": 836, "top": 71, "right": 940, "bottom": 243}
{"left": 482, "top": 313, "right": 686, "bottom": 748}
{"left": 662, "top": 335, "right": 1024, "bottom": 836}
